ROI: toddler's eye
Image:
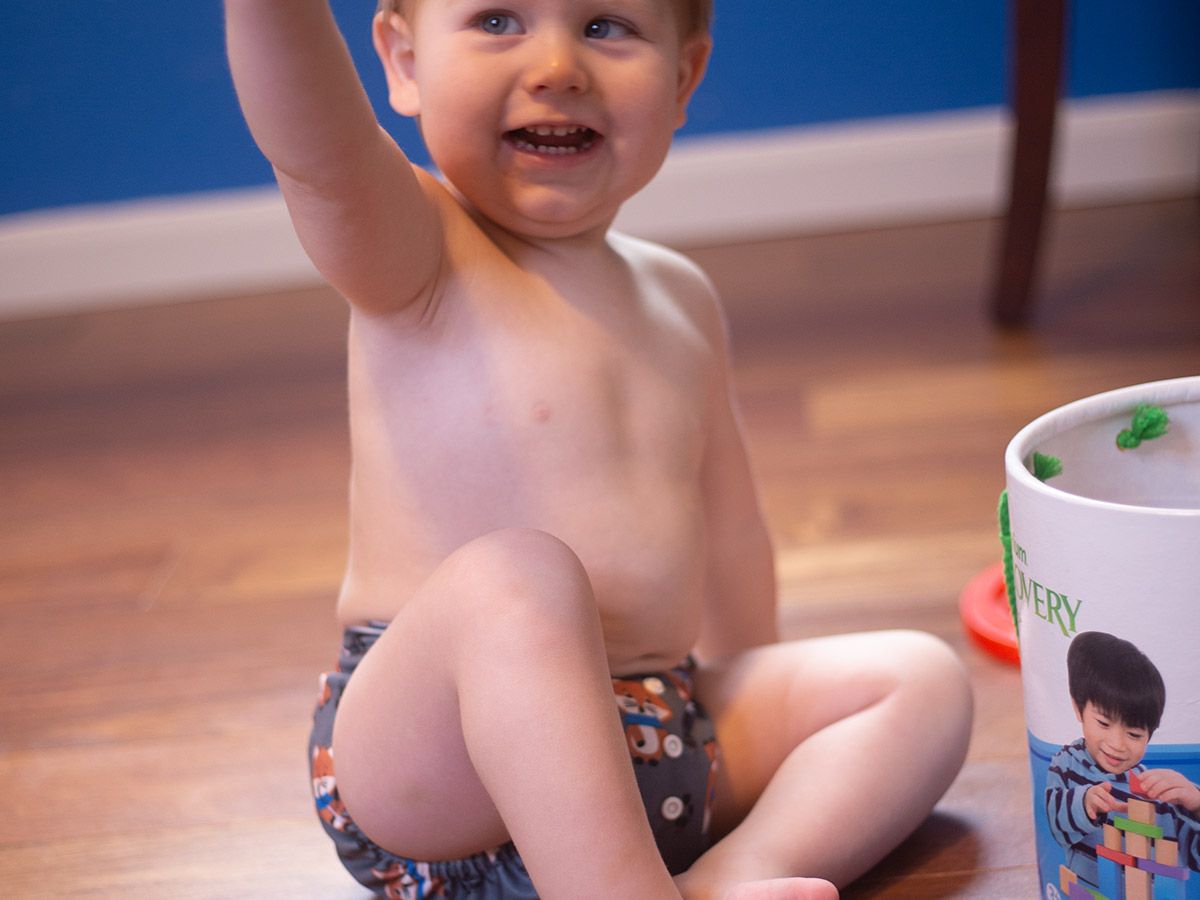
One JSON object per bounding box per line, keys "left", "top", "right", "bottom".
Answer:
{"left": 478, "top": 12, "right": 520, "bottom": 35}
{"left": 585, "top": 18, "right": 632, "bottom": 39}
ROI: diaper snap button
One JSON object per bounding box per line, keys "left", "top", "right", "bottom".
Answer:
{"left": 661, "top": 796, "right": 685, "bottom": 821}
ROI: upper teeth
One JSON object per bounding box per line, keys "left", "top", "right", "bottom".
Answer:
{"left": 529, "top": 125, "right": 584, "bottom": 136}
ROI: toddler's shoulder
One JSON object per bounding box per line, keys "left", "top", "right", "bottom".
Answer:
{"left": 610, "top": 231, "right": 725, "bottom": 336}
{"left": 612, "top": 232, "right": 714, "bottom": 291}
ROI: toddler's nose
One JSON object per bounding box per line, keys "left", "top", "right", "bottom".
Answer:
{"left": 522, "top": 32, "right": 590, "bottom": 94}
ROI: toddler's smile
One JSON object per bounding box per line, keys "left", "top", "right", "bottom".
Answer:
{"left": 505, "top": 124, "right": 600, "bottom": 156}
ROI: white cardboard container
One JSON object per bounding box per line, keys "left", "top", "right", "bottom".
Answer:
{"left": 1005, "top": 376, "right": 1200, "bottom": 900}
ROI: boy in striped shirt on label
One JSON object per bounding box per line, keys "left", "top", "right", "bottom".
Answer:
{"left": 1045, "top": 631, "right": 1200, "bottom": 888}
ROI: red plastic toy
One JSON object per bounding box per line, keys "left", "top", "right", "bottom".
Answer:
{"left": 959, "top": 562, "right": 1020, "bottom": 665}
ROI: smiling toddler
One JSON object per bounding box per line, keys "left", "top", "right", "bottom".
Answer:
{"left": 224, "top": 2, "right": 974, "bottom": 897}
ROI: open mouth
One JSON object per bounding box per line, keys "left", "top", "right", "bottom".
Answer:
{"left": 505, "top": 125, "right": 600, "bottom": 156}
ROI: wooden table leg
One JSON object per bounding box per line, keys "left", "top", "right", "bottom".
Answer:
{"left": 992, "top": 0, "right": 1067, "bottom": 327}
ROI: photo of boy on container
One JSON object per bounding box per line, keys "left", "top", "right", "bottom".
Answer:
{"left": 1046, "top": 631, "right": 1200, "bottom": 889}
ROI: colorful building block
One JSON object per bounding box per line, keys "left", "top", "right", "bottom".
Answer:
{"left": 1061, "top": 864, "right": 1080, "bottom": 894}
{"left": 1099, "top": 844, "right": 1138, "bottom": 868}
{"left": 1157, "top": 839, "right": 1179, "bottom": 867}
{"left": 1128, "top": 770, "right": 1147, "bottom": 797}
{"left": 1082, "top": 786, "right": 1193, "bottom": 900}
{"left": 1128, "top": 798, "right": 1157, "bottom": 826}
{"left": 1114, "top": 816, "right": 1164, "bottom": 841}
{"left": 1069, "top": 881, "right": 1106, "bottom": 900}
{"left": 1125, "top": 830, "right": 1153, "bottom": 859}
{"left": 1136, "top": 857, "right": 1189, "bottom": 881}
{"left": 1105, "top": 823, "right": 1124, "bottom": 851}
{"left": 1126, "top": 864, "right": 1151, "bottom": 900}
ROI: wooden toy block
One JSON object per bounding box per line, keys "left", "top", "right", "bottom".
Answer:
{"left": 1128, "top": 798, "right": 1157, "bottom": 826}
{"left": 1061, "top": 864, "right": 1079, "bottom": 893}
{"left": 1156, "top": 839, "right": 1179, "bottom": 867}
{"left": 1114, "top": 815, "right": 1163, "bottom": 841}
{"left": 1128, "top": 770, "right": 1146, "bottom": 797}
{"left": 1105, "top": 823, "right": 1124, "bottom": 851}
{"left": 1124, "top": 830, "right": 1153, "bottom": 859}
{"left": 1136, "top": 856, "right": 1190, "bottom": 881}
{"left": 1069, "top": 881, "right": 1104, "bottom": 900}
{"left": 1099, "top": 843, "right": 1138, "bottom": 867}
{"left": 1126, "top": 864, "right": 1151, "bottom": 900}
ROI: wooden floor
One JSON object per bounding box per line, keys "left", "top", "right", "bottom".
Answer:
{"left": 1, "top": 197, "right": 1197, "bottom": 898}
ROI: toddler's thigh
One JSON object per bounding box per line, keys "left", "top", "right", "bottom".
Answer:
{"left": 330, "top": 528, "right": 601, "bottom": 859}
{"left": 330, "top": 592, "right": 506, "bottom": 858}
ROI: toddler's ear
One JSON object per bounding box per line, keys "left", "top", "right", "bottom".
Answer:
{"left": 673, "top": 34, "right": 712, "bottom": 129}
{"left": 373, "top": 11, "right": 420, "bottom": 117}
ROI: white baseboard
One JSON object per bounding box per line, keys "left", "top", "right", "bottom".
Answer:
{"left": 618, "top": 89, "right": 1200, "bottom": 243}
{"left": 2, "top": 90, "right": 1197, "bottom": 320}
{"left": 0, "top": 187, "right": 318, "bottom": 320}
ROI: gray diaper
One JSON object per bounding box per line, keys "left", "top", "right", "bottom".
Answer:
{"left": 309, "top": 621, "right": 719, "bottom": 898}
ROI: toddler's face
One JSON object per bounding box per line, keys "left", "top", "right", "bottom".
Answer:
{"left": 375, "top": 0, "right": 709, "bottom": 239}
{"left": 1075, "top": 701, "right": 1150, "bottom": 774}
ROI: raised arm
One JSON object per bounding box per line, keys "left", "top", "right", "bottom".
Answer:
{"left": 224, "top": 0, "right": 440, "bottom": 313}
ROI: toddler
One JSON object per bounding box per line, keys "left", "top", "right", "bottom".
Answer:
{"left": 224, "top": 1, "right": 974, "bottom": 897}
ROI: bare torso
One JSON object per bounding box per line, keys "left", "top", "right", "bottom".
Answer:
{"left": 336, "top": 207, "right": 721, "bottom": 674}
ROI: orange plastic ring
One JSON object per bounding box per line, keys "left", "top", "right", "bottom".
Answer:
{"left": 959, "top": 561, "right": 1020, "bottom": 665}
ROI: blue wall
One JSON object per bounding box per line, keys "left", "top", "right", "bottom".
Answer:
{"left": 2, "top": 1, "right": 1197, "bottom": 217}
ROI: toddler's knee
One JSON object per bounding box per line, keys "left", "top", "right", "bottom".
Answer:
{"left": 869, "top": 631, "right": 973, "bottom": 798}
{"left": 888, "top": 631, "right": 974, "bottom": 719}
{"left": 439, "top": 527, "right": 596, "bottom": 629}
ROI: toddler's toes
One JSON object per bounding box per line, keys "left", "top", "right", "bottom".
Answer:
{"left": 723, "top": 877, "right": 839, "bottom": 900}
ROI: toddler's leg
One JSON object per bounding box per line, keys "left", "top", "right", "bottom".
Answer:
{"left": 330, "top": 528, "right": 679, "bottom": 899}
{"left": 677, "top": 630, "right": 973, "bottom": 898}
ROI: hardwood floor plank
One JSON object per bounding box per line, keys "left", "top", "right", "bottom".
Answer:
{"left": 1, "top": 821, "right": 367, "bottom": 899}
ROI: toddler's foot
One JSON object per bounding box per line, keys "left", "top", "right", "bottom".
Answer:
{"left": 723, "top": 878, "right": 838, "bottom": 900}
{"left": 677, "top": 875, "right": 838, "bottom": 900}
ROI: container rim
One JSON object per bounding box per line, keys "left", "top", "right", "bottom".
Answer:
{"left": 1004, "top": 375, "right": 1200, "bottom": 516}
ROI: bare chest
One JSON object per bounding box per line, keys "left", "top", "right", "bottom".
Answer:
{"left": 358, "top": 285, "right": 706, "bottom": 481}
{"left": 341, "top": 284, "right": 715, "bottom": 649}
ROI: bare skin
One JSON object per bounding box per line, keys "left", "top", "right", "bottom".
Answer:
{"left": 225, "top": 2, "right": 974, "bottom": 897}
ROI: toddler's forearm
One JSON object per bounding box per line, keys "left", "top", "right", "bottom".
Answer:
{"left": 224, "top": 0, "right": 384, "bottom": 185}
